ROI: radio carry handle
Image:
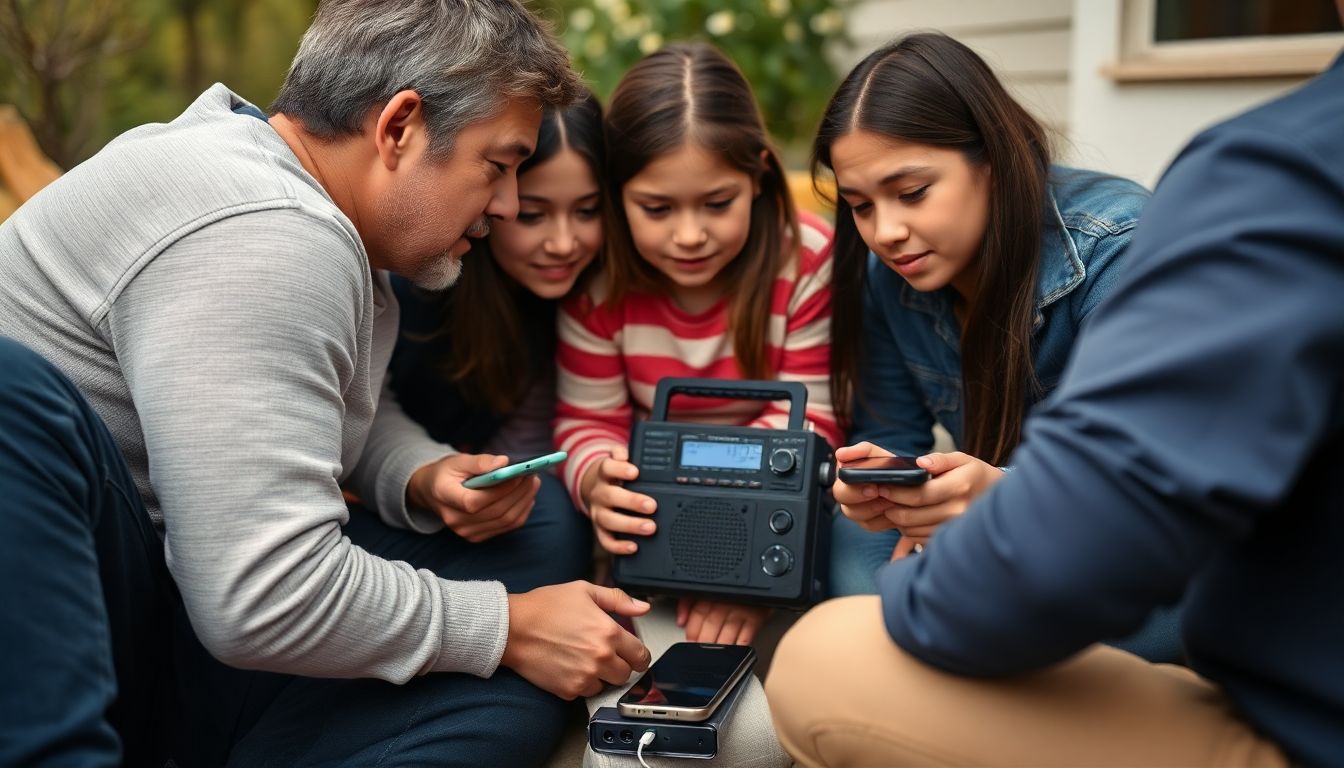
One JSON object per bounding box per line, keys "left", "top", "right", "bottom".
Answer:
{"left": 648, "top": 378, "right": 808, "bottom": 430}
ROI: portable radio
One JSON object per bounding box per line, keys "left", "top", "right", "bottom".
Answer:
{"left": 613, "top": 378, "right": 834, "bottom": 607}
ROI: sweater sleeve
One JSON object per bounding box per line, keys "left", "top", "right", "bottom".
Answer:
{"left": 106, "top": 209, "right": 507, "bottom": 682}
{"left": 349, "top": 374, "right": 457, "bottom": 534}
{"left": 747, "top": 218, "right": 843, "bottom": 449}
{"left": 554, "top": 294, "right": 631, "bottom": 512}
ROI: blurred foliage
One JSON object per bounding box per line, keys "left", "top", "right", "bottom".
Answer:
{"left": 534, "top": 0, "right": 849, "bottom": 157}
{"left": 0, "top": 0, "right": 316, "bottom": 167}
{"left": 0, "top": 0, "right": 847, "bottom": 168}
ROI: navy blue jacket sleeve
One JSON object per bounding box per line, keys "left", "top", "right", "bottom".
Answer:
{"left": 878, "top": 122, "right": 1344, "bottom": 675}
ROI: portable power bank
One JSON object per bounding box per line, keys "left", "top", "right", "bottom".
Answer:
{"left": 587, "top": 671, "right": 750, "bottom": 759}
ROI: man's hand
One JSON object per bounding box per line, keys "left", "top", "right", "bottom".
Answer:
{"left": 502, "top": 582, "right": 652, "bottom": 699}
{"left": 676, "top": 598, "right": 769, "bottom": 646}
{"left": 408, "top": 453, "right": 540, "bottom": 542}
{"left": 833, "top": 442, "right": 901, "bottom": 532}
{"left": 580, "top": 445, "right": 657, "bottom": 555}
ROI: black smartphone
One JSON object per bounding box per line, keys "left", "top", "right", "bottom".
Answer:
{"left": 616, "top": 642, "right": 756, "bottom": 722}
{"left": 836, "top": 455, "right": 930, "bottom": 485}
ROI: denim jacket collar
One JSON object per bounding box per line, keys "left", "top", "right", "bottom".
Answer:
{"left": 898, "top": 188, "right": 1084, "bottom": 333}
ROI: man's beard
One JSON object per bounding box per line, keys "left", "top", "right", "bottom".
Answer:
{"left": 411, "top": 250, "right": 463, "bottom": 291}
{"left": 411, "top": 215, "right": 488, "bottom": 290}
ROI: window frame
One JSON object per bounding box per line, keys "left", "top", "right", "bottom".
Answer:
{"left": 1104, "top": 0, "right": 1344, "bottom": 81}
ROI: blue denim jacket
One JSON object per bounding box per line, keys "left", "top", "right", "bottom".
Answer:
{"left": 851, "top": 166, "right": 1150, "bottom": 455}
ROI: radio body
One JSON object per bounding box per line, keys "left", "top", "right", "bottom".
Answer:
{"left": 613, "top": 379, "right": 834, "bottom": 608}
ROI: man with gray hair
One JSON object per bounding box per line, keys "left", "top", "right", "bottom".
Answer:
{"left": 0, "top": 1, "right": 651, "bottom": 765}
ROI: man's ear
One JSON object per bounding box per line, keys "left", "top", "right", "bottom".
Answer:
{"left": 374, "top": 90, "right": 427, "bottom": 171}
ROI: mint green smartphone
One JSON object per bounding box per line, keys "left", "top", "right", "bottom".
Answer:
{"left": 462, "top": 450, "right": 567, "bottom": 490}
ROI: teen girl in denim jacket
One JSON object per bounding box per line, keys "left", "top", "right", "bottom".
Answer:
{"left": 816, "top": 33, "right": 1179, "bottom": 661}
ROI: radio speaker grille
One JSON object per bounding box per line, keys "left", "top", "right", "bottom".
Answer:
{"left": 669, "top": 499, "right": 749, "bottom": 580}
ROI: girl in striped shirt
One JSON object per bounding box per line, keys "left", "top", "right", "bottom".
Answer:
{"left": 555, "top": 42, "right": 840, "bottom": 646}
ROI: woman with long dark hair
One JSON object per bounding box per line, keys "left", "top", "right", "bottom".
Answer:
{"left": 818, "top": 33, "right": 1178, "bottom": 661}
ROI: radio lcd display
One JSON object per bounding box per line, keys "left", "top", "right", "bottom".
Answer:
{"left": 680, "top": 441, "right": 763, "bottom": 470}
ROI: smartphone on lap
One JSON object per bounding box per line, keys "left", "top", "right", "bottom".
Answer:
{"left": 836, "top": 455, "right": 930, "bottom": 485}
{"left": 616, "top": 642, "right": 756, "bottom": 722}
{"left": 462, "top": 450, "right": 567, "bottom": 490}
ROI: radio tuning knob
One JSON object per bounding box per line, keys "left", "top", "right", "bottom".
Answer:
{"left": 818, "top": 460, "right": 834, "bottom": 488}
{"left": 768, "top": 448, "right": 797, "bottom": 476}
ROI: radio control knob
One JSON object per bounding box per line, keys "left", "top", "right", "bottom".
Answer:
{"left": 768, "top": 448, "right": 797, "bottom": 476}
{"left": 768, "top": 509, "right": 793, "bottom": 534}
{"left": 761, "top": 544, "right": 794, "bottom": 577}
{"left": 818, "top": 460, "right": 834, "bottom": 487}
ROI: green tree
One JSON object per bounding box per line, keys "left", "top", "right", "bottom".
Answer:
{"left": 0, "top": 0, "right": 315, "bottom": 166}
{"left": 0, "top": 0, "right": 142, "bottom": 167}
{"left": 2, "top": 0, "right": 847, "bottom": 166}
{"left": 535, "top": 0, "right": 849, "bottom": 156}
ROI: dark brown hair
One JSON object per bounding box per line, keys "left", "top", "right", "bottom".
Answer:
{"left": 602, "top": 42, "right": 799, "bottom": 380}
{"left": 812, "top": 32, "right": 1050, "bottom": 464}
{"left": 419, "top": 89, "right": 605, "bottom": 414}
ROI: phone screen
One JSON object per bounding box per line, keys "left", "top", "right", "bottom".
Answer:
{"left": 842, "top": 455, "right": 923, "bottom": 471}
{"left": 618, "top": 643, "right": 753, "bottom": 710}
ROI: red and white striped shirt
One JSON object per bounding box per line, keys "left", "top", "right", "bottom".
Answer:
{"left": 555, "top": 213, "right": 839, "bottom": 509}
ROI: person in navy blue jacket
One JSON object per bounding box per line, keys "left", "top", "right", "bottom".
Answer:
{"left": 767, "top": 33, "right": 1344, "bottom": 768}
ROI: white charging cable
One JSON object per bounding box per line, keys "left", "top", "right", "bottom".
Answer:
{"left": 636, "top": 729, "right": 656, "bottom": 768}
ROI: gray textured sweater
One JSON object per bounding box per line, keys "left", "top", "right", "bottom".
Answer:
{"left": 0, "top": 85, "right": 508, "bottom": 682}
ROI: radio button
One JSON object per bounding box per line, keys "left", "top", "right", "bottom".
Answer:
{"left": 768, "top": 448, "right": 797, "bottom": 475}
{"left": 747, "top": 481, "right": 762, "bottom": 489}
{"left": 761, "top": 545, "right": 794, "bottom": 577}
{"left": 768, "top": 509, "right": 793, "bottom": 534}
{"left": 732, "top": 479, "right": 747, "bottom": 488}
{"left": 675, "top": 476, "right": 689, "bottom": 484}
{"left": 702, "top": 478, "right": 718, "bottom": 486}
{"left": 688, "top": 477, "right": 702, "bottom": 484}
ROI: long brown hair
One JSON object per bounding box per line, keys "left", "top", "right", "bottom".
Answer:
{"left": 812, "top": 33, "right": 1050, "bottom": 464}
{"left": 602, "top": 42, "right": 799, "bottom": 380}
{"left": 419, "top": 90, "right": 605, "bottom": 414}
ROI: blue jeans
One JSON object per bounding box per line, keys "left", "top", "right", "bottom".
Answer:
{"left": 829, "top": 510, "right": 1186, "bottom": 663}
{"left": 0, "top": 337, "right": 592, "bottom": 767}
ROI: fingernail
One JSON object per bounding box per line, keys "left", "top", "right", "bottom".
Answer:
{"left": 643, "top": 500, "right": 655, "bottom": 512}
{"left": 632, "top": 598, "right": 650, "bottom": 609}
{"left": 917, "top": 456, "right": 933, "bottom": 468}
{"left": 641, "top": 522, "right": 655, "bottom": 534}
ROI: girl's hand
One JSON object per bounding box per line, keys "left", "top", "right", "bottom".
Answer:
{"left": 676, "top": 597, "right": 769, "bottom": 646}
{"left": 833, "top": 442, "right": 901, "bottom": 532}
{"left": 580, "top": 445, "right": 658, "bottom": 555}
{"left": 875, "top": 451, "right": 1006, "bottom": 540}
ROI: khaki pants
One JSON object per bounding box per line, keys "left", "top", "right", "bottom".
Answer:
{"left": 765, "top": 597, "right": 1288, "bottom": 767}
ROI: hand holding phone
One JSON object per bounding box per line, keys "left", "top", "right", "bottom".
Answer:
{"left": 407, "top": 452, "right": 545, "bottom": 542}
{"left": 832, "top": 442, "right": 911, "bottom": 533}
{"left": 463, "top": 450, "right": 567, "bottom": 489}
{"left": 617, "top": 642, "right": 756, "bottom": 721}
{"left": 864, "top": 451, "right": 1008, "bottom": 542}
